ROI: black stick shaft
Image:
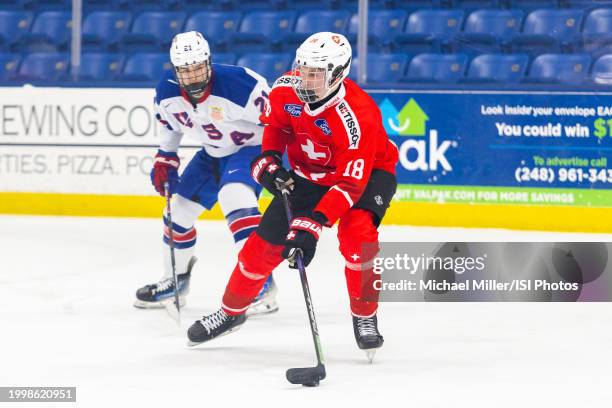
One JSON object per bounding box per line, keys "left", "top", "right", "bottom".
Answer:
{"left": 164, "top": 182, "right": 181, "bottom": 316}
{"left": 280, "top": 190, "right": 324, "bottom": 366}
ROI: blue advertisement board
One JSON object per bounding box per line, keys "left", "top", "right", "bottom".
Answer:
{"left": 370, "top": 90, "right": 612, "bottom": 207}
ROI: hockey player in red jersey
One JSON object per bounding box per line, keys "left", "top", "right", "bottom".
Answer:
{"left": 187, "top": 32, "right": 399, "bottom": 358}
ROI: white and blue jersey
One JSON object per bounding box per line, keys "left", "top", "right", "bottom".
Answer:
{"left": 153, "top": 64, "right": 270, "bottom": 210}
{"left": 154, "top": 63, "right": 270, "bottom": 158}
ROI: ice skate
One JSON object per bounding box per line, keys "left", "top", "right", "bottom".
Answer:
{"left": 187, "top": 308, "right": 247, "bottom": 346}
{"left": 353, "top": 314, "right": 384, "bottom": 363}
{"left": 133, "top": 257, "right": 197, "bottom": 309}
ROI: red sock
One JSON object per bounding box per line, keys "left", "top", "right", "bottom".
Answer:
{"left": 338, "top": 209, "right": 381, "bottom": 317}
{"left": 345, "top": 265, "right": 380, "bottom": 317}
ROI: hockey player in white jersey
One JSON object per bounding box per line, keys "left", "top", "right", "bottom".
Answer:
{"left": 134, "top": 31, "right": 278, "bottom": 316}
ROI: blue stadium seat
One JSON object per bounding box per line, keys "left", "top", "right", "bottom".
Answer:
{"left": 512, "top": 9, "right": 584, "bottom": 56}
{"left": 348, "top": 53, "right": 409, "bottom": 83}
{"left": 184, "top": 12, "right": 242, "bottom": 51}
{"left": 584, "top": 6, "right": 612, "bottom": 32}
{"left": 338, "top": 0, "right": 385, "bottom": 10}
{"left": 285, "top": 10, "right": 351, "bottom": 49}
{"left": 294, "top": 10, "right": 351, "bottom": 34}
{"left": 580, "top": 8, "right": 612, "bottom": 57}
{"left": 452, "top": 0, "right": 501, "bottom": 10}
{"left": 77, "top": 52, "right": 124, "bottom": 81}
{"left": 394, "top": 9, "right": 465, "bottom": 53}
{"left": 17, "top": 52, "right": 69, "bottom": 81}
{"left": 120, "top": 53, "right": 173, "bottom": 81}
{"left": 21, "top": 11, "right": 72, "bottom": 52}
{"left": 466, "top": 53, "right": 529, "bottom": 82}
{"left": 83, "top": 0, "right": 122, "bottom": 11}
{"left": 121, "top": 0, "right": 163, "bottom": 11}
{"left": 453, "top": 9, "right": 523, "bottom": 55}
{"left": 503, "top": 0, "right": 559, "bottom": 10}
{"left": 288, "top": 0, "right": 337, "bottom": 10}
{"left": 236, "top": 0, "right": 288, "bottom": 10}
{"left": 213, "top": 52, "right": 237, "bottom": 65}
{"left": 180, "top": 0, "right": 217, "bottom": 9}
{"left": 232, "top": 11, "right": 297, "bottom": 52}
{"left": 0, "top": 54, "right": 21, "bottom": 81}
{"left": 404, "top": 9, "right": 465, "bottom": 38}
{"left": 404, "top": 53, "right": 468, "bottom": 82}
{"left": 82, "top": 11, "right": 132, "bottom": 51}
{"left": 0, "top": 11, "right": 33, "bottom": 51}
{"left": 163, "top": 0, "right": 185, "bottom": 9}
{"left": 527, "top": 53, "right": 591, "bottom": 83}
{"left": 236, "top": 53, "right": 292, "bottom": 83}
{"left": 121, "top": 0, "right": 184, "bottom": 11}
{"left": 384, "top": 1, "right": 448, "bottom": 10}
{"left": 591, "top": 54, "right": 612, "bottom": 84}
{"left": 0, "top": 0, "right": 36, "bottom": 10}
{"left": 121, "top": 12, "right": 186, "bottom": 52}
{"left": 564, "top": 1, "right": 611, "bottom": 8}
{"left": 34, "top": 0, "right": 71, "bottom": 11}
{"left": 348, "top": 9, "right": 408, "bottom": 49}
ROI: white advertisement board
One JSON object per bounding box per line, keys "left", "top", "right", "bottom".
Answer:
{"left": 0, "top": 86, "right": 199, "bottom": 195}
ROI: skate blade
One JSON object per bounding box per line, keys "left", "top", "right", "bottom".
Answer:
{"left": 365, "top": 349, "right": 377, "bottom": 364}
{"left": 186, "top": 321, "right": 246, "bottom": 347}
{"left": 246, "top": 300, "right": 279, "bottom": 317}
{"left": 133, "top": 299, "right": 166, "bottom": 309}
{"left": 133, "top": 296, "right": 186, "bottom": 310}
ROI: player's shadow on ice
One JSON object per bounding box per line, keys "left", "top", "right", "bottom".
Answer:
{"left": 187, "top": 345, "right": 315, "bottom": 366}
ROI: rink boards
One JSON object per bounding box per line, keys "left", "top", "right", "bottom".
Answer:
{"left": 0, "top": 86, "right": 611, "bottom": 233}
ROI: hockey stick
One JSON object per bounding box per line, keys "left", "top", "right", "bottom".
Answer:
{"left": 164, "top": 181, "right": 181, "bottom": 325}
{"left": 279, "top": 187, "right": 326, "bottom": 387}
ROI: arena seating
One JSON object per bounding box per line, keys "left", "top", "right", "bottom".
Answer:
{"left": 465, "top": 53, "right": 529, "bottom": 82}
{"left": 0, "top": 0, "right": 611, "bottom": 85}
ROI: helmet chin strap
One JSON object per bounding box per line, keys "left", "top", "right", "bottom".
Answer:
{"left": 306, "top": 83, "right": 341, "bottom": 111}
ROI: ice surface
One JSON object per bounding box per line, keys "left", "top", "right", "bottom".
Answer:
{"left": 1, "top": 215, "right": 612, "bottom": 407}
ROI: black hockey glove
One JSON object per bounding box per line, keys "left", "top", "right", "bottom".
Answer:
{"left": 250, "top": 151, "right": 294, "bottom": 197}
{"left": 282, "top": 212, "right": 327, "bottom": 268}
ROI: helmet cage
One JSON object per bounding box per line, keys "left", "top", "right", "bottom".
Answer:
{"left": 174, "top": 59, "right": 211, "bottom": 98}
{"left": 291, "top": 56, "right": 350, "bottom": 104}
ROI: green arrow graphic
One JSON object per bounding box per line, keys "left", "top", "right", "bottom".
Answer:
{"left": 397, "top": 98, "right": 429, "bottom": 136}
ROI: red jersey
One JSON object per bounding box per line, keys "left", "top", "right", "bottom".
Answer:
{"left": 260, "top": 74, "right": 398, "bottom": 225}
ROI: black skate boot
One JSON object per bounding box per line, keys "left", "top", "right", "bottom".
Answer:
{"left": 353, "top": 314, "right": 384, "bottom": 363}
{"left": 133, "top": 257, "right": 197, "bottom": 309}
{"left": 187, "top": 308, "right": 247, "bottom": 346}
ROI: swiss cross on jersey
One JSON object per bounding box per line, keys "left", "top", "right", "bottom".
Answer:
{"left": 300, "top": 138, "right": 330, "bottom": 165}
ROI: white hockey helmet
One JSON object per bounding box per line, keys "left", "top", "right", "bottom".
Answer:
{"left": 170, "top": 31, "right": 212, "bottom": 98}
{"left": 292, "top": 32, "right": 352, "bottom": 103}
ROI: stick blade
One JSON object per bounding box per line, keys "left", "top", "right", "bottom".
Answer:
{"left": 286, "top": 364, "right": 326, "bottom": 387}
